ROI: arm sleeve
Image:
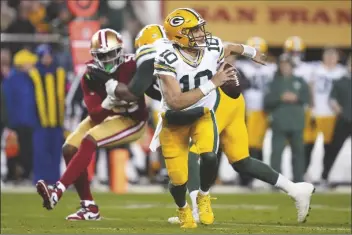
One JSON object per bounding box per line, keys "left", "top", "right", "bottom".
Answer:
{"left": 81, "top": 77, "right": 111, "bottom": 124}
{"left": 128, "top": 58, "right": 156, "bottom": 97}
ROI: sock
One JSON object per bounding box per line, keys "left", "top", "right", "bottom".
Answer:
{"left": 169, "top": 182, "right": 187, "bottom": 208}
{"left": 187, "top": 152, "right": 200, "bottom": 193}
{"left": 274, "top": 174, "right": 296, "bottom": 193}
{"left": 60, "top": 138, "right": 96, "bottom": 188}
{"left": 189, "top": 190, "right": 198, "bottom": 210}
{"left": 63, "top": 149, "right": 94, "bottom": 201}
{"left": 199, "top": 189, "right": 209, "bottom": 195}
{"left": 81, "top": 200, "right": 95, "bottom": 207}
{"left": 232, "top": 157, "right": 279, "bottom": 185}
{"left": 56, "top": 181, "right": 66, "bottom": 192}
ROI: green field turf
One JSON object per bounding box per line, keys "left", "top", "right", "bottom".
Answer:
{"left": 1, "top": 192, "right": 351, "bottom": 234}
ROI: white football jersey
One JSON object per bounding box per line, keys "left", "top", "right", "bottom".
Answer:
{"left": 293, "top": 61, "right": 315, "bottom": 84}
{"left": 237, "top": 61, "right": 277, "bottom": 111}
{"left": 135, "top": 38, "right": 169, "bottom": 67}
{"left": 311, "top": 62, "right": 347, "bottom": 116}
{"left": 153, "top": 36, "right": 225, "bottom": 111}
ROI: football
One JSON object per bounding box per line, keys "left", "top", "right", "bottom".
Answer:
{"left": 220, "top": 63, "right": 241, "bottom": 99}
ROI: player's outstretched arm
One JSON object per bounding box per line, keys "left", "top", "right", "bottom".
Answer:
{"left": 224, "top": 42, "right": 266, "bottom": 65}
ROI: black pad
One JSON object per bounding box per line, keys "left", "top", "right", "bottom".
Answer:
{"left": 164, "top": 107, "right": 207, "bottom": 125}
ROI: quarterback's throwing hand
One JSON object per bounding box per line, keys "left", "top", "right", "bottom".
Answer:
{"left": 252, "top": 49, "right": 267, "bottom": 65}
{"left": 211, "top": 63, "right": 236, "bottom": 87}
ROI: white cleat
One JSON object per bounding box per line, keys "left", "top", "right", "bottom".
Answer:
{"left": 289, "top": 182, "right": 315, "bottom": 223}
{"left": 167, "top": 216, "right": 180, "bottom": 224}
{"left": 167, "top": 208, "right": 200, "bottom": 224}
{"left": 192, "top": 208, "right": 200, "bottom": 223}
{"left": 66, "top": 203, "right": 101, "bottom": 221}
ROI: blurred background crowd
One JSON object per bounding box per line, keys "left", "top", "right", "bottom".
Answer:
{"left": 0, "top": 0, "right": 350, "bottom": 193}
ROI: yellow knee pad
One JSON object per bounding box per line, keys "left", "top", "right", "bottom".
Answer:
{"left": 168, "top": 169, "right": 188, "bottom": 186}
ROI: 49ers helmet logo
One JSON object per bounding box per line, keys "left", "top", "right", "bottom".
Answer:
{"left": 169, "top": 16, "right": 185, "bottom": 27}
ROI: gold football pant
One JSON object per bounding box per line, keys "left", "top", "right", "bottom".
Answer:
{"left": 160, "top": 109, "right": 218, "bottom": 186}
{"left": 190, "top": 90, "right": 249, "bottom": 164}
{"left": 246, "top": 110, "right": 268, "bottom": 149}
{"left": 304, "top": 114, "right": 336, "bottom": 144}
{"left": 65, "top": 116, "right": 146, "bottom": 148}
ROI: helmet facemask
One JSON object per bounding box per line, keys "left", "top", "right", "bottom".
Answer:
{"left": 91, "top": 47, "right": 123, "bottom": 74}
{"left": 182, "top": 23, "right": 212, "bottom": 49}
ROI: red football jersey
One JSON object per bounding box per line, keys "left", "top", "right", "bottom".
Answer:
{"left": 81, "top": 55, "right": 148, "bottom": 124}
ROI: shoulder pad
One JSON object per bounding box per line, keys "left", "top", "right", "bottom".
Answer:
{"left": 154, "top": 46, "right": 178, "bottom": 77}
{"left": 136, "top": 44, "right": 157, "bottom": 67}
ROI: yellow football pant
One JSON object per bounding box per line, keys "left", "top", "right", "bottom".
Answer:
{"left": 304, "top": 113, "right": 336, "bottom": 144}
{"left": 246, "top": 110, "right": 268, "bottom": 149}
{"left": 190, "top": 90, "right": 249, "bottom": 164}
{"left": 160, "top": 109, "right": 218, "bottom": 185}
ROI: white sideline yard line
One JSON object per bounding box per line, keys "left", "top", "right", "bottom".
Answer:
{"left": 211, "top": 224, "right": 351, "bottom": 232}
{"left": 99, "top": 203, "right": 351, "bottom": 212}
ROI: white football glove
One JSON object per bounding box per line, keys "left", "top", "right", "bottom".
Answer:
{"left": 101, "top": 95, "right": 117, "bottom": 110}
{"left": 105, "top": 79, "right": 118, "bottom": 98}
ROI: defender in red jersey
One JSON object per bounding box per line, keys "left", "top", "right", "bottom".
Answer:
{"left": 36, "top": 29, "right": 147, "bottom": 220}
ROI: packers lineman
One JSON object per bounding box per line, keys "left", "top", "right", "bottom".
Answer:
{"left": 237, "top": 37, "right": 277, "bottom": 185}
{"left": 107, "top": 11, "right": 314, "bottom": 226}
{"left": 283, "top": 36, "right": 315, "bottom": 174}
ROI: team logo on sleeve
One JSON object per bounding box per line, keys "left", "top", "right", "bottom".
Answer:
{"left": 169, "top": 16, "right": 185, "bottom": 27}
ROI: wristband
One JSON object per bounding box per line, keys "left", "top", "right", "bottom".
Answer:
{"left": 241, "top": 45, "right": 257, "bottom": 59}
{"left": 199, "top": 80, "right": 216, "bottom": 96}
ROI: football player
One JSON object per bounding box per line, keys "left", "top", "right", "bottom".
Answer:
{"left": 35, "top": 29, "right": 148, "bottom": 220}
{"left": 283, "top": 36, "right": 315, "bottom": 174}
{"left": 105, "top": 24, "right": 264, "bottom": 225}
{"left": 310, "top": 47, "right": 347, "bottom": 188}
{"left": 151, "top": 9, "right": 314, "bottom": 226}
{"left": 237, "top": 37, "right": 277, "bottom": 186}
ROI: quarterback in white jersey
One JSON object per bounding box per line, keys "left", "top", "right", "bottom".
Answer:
{"left": 151, "top": 8, "right": 236, "bottom": 229}
{"left": 154, "top": 36, "right": 225, "bottom": 112}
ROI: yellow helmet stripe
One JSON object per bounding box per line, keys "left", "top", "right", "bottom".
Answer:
{"left": 254, "top": 37, "right": 261, "bottom": 47}
{"left": 293, "top": 37, "right": 302, "bottom": 51}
